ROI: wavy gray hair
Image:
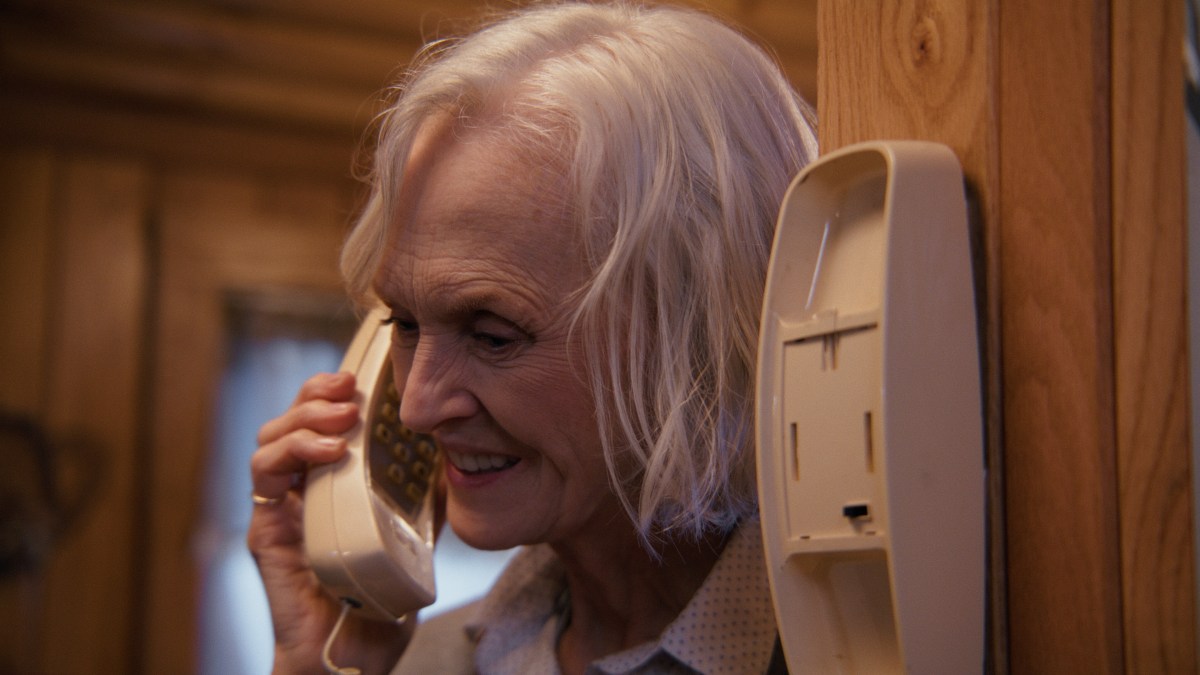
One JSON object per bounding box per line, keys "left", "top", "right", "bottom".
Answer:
{"left": 341, "top": 1, "right": 817, "bottom": 543}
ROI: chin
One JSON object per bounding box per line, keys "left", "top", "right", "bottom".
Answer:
{"left": 445, "top": 504, "right": 533, "bottom": 551}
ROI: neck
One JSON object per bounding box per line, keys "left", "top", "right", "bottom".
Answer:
{"left": 551, "top": 521, "right": 730, "bottom": 675}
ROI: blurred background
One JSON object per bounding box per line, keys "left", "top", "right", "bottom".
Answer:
{"left": 0, "top": 1, "right": 816, "bottom": 673}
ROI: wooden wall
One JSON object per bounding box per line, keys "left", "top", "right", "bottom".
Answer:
{"left": 819, "top": 0, "right": 1195, "bottom": 672}
{"left": 0, "top": 2, "right": 404, "bottom": 672}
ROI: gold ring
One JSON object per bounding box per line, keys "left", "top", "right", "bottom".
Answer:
{"left": 252, "top": 492, "right": 284, "bottom": 506}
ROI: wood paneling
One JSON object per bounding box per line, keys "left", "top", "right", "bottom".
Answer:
{"left": 817, "top": 0, "right": 1006, "bottom": 665}
{"left": 0, "top": 155, "right": 150, "bottom": 674}
{"left": 0, "top": 151, "right": 55, "bottom": 416}
{"left": 41, "top": 158, "right": 149, "bottom": 674}
{"left": 0, "top": 150, "right": 57, "bottom": 674}
{"left": 817, "top": 1, "right": 994, "bottom": 163}
{"left": 143, "top": 171, "right": 351, "bottom": 671}
{"left": 821, "top": 0, "right": 1195, "bottom": 671}
{"left": 0, "top": 94, "right": 365, "bottom": 181}
{"left": 0, "top": 2, "right": 816, "bottom": 671}
{"left": 997, "top": 2, "right": 1124, "bottom": 672}
{"left": 1111, "top": 1, "right": 1196, "bottom": 671}
{"left": 0, "top": 0, "right": 417, "bottom": 133}
{"left": 0, "top": 0, "right": 818, "bottom": 137}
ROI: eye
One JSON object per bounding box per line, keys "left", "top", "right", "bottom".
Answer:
{"left": 473, "top": 331, "right": 517, "bottom": 351}
{"left": 381, "top": 315, "right": 419, "bottom": 347}
{"left": 470, "top": 314, "right": 527, "bottom": 355}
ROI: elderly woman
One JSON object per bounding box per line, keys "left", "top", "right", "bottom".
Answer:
{"left": 248, "top": 2, "right": 817, "bottom": 673}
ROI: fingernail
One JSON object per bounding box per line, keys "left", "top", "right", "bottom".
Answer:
{"left": 316, "top": 436, "right": 344, "bottom": 451}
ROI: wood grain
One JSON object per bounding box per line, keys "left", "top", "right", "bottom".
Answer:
{"left": 818, "top": 0, "right": 995, "bottom": 169}
{"left": 997, "top": 2, "right": 1125, "bottom": 672}
{"left": 0, "top": 0, "right": 820, "bottom": 136}
{"left": 818, "top": 0, "right": 1006, "bottom": 668}
{"left": 39, "top": 158, "right": 149, "bottom": 674}
{"left": 1111, "top": 1, "right": 1196, "bottom": 672}
{"left": 816, "top": 0, "right": 1194, "bottom": 671}
{"left": 142, "top": 169, "right": 350, "bottom": 671}
{"left": 0, "top": 151, "right": 56, "bottom": 674}
{"left": 0, "top": 151, "right": 55, "bottom": 414}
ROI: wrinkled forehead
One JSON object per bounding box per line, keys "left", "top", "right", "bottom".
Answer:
{"left": 402, "top": 120, "right": 574, "bottom": 238}
{"left": 371, "top": 119, "right": 588, "bottom": 304}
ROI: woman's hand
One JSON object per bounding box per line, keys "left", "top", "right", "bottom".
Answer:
{"left": 247, "top": 371, "right": 412, "bottom": 674}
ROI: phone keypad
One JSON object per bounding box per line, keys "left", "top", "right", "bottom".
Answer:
{"left": 367, "top": 373, "right": 438, "bottom": 522}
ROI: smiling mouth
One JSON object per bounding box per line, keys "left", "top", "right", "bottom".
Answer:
{"left": 446, "top": 450, "right": 520, "bottom": 475}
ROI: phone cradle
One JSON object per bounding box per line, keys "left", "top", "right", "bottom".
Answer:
{"left": 756, "top": 141, "right": 985, "bottom": 672}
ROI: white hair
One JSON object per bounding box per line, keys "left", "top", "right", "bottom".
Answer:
{"left": 342, "top": 1, "right": 818, "bottom": 544}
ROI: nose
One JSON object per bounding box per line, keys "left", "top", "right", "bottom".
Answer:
{"left": 393, "top": 339, "right": 478, "bottom": 434}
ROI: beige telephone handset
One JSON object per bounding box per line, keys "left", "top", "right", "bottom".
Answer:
{"left": 304, "top": 306, "right": 438, "bottom": 624}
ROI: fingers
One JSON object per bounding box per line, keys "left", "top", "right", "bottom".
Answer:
{"left": 257, "top": 399, "right": 358, "bottom": 447}
{"left": 291, "top": 369, "right": 357, "bottom": 407}
{"left": 251, "top": 372, "right": 361, "bottom": 502}
{"left": 258, "top": 372, "right": 358, "bottom": 445}
{"left": 251, "top": 429, "right": 346, "bottom": 500}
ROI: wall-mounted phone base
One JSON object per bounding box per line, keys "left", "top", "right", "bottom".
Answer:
{"left": 756, "top": 141, "right": 984, "bottom": 672}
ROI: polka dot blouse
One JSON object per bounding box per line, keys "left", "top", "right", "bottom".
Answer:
{"left": 466, "top": 520, "right": 779, "bottom": 675}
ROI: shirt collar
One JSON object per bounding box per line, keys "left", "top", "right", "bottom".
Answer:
{"left": 464, "top": 520, "right": 776, "bottom": 675}
{"left": 467, "top": 544, "right": 566, "bottom": 674}
{"left": 590, "top": 520, "right": 777, "bottom": 674}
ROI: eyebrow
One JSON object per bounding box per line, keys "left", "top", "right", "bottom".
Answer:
{"left": 371, "top": 272, "right": 536, "bottom": 323}
{"left": 443, "top": 290, "right": 505, "bottom": 319}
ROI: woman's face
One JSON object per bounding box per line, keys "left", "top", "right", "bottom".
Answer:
{"left": 372, "top": 124, "right": 622, "bottom": 551}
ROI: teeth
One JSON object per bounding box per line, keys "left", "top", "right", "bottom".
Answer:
{"left": 448, "top": 450, "right": 518, "bottom": 474}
